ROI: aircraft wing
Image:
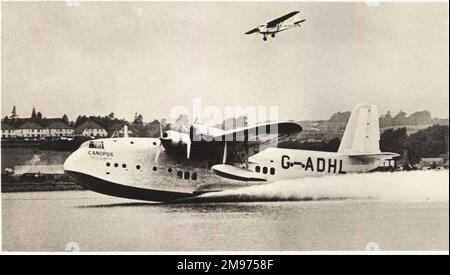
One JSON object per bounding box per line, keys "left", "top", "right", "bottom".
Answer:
{"left": 266, "top": 11, "right": 300, "bottom": 28}
{"left": 245, "top": 28, "right": 260, "bottom": 35}
{"left": 161, "top": 122, "right": 301, "bottom": 160}
{"left": 209, "top": 122, "right": 302, "bottom": 143}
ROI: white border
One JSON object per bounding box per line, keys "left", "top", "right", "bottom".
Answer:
{"left": 0, "top": 0, "right": 448, "bottom": 255}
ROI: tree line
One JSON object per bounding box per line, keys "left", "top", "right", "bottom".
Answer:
{"left": 2, "top": 106, "right": 70, "bottom": 128}
{"left": 2, "top": 106, "right": 169, "bottom": 138}
{"left": 380, "top": 125, "right": 449, "bottom": 163}
{"left": 3, "top": 106, "right": 449, "bottom": 162}
{"left": 379, "top": 110, "right": 448, "bottom": 128}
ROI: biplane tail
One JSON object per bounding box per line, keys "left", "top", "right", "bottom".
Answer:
{"left": 293, "top": 19, "right": 306, "bottom": 26}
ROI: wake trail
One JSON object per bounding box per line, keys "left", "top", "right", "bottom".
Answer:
{"left": 192, "top": 170, "right": 449, "bottom": 203}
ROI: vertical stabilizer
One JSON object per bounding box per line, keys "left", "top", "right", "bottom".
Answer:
{"left": 338, "top": 102, "right": 381, "bottom": 154}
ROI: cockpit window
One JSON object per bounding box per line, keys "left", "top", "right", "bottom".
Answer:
{"left": 89, "top": 141, "right": 104, "bottom": 149}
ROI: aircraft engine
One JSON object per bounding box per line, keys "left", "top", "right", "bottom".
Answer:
{"left": 160, "top": 130, "right": 192, "bottom": 159}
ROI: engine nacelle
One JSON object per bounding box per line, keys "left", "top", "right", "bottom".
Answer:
{"left": 161, "top": 130, "right": 190, "bottom": 147}
{"left": 190, "top": 124, "right": 225, "bottom": 142}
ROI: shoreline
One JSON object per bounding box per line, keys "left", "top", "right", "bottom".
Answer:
{"left": 1, "top": 180, "right": 84, "bottom": 193}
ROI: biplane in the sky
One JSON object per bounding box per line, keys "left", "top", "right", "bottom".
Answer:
{"left": 245, "top": 11, "right": 306, "bottom": 41}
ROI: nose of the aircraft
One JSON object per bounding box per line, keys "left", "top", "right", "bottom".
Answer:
{"left": 63, "top": 150, "right": 79, "bottom": 173}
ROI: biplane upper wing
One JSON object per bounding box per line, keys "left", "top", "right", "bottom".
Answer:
{"left": 210, "top": 121, "right": 302, "bottom": 142}
{"left": 266, "top": 11, "right": 300, "bottom": 28}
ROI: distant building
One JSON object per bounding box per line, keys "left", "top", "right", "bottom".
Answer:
{"left": 15, "top": 121, "right": 45, "bottom": 139}
{"left": 41, "top": 119, "right": 74, "bottom": 137}
{"left": 75, "top": 120, "right": 107, "bottom": 137}
{"left": 1, "top": 122, "right": 16, "bottom": 140}
{"left": 1, "top": 118, "right": 74, "bottom": 140}
{"left": 441, "top": 153, "right": 450, "bottom": 169}
{"left": 419, "top": 158, "right": 446, "bottom": 170}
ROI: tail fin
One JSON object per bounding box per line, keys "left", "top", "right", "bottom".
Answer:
{"left": 338, "top": 102, "right": 381, "bottom": 154}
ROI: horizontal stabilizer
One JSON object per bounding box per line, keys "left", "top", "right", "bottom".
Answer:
{"left": 348, "top": 152, "right": 400, "bottom": 160}
{"left": 212, "top": 164, "right": 267, "bottom": 182}
{"left": 294, "top": 19, "right": 306, "bottom": 25}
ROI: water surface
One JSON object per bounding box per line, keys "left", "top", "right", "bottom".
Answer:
{"left": 2, "top": 191, "right": 448, "bottom": 252}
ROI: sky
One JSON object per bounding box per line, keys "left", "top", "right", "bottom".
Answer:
{"left": 1, "top": 1, "right": 449, "bottom": 124}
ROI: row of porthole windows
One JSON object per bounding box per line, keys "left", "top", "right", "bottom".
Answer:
{"left": 111, "top": 140, "right": 159, "bottom": 146}
{"left": 255, "top": 166, "right": 276, "bottom": 176}
{"left": 166, "top": 168, "right": 198, "bottom": 181}
{"left": 106, "top": 162, "right": 151, "bottom": 171}
{"left": 105, "top": 162, "right": 198, "bottom": 181}
{"left": 176, "top": 171, "right": 198, "bottom": 181}
{"left": 106, "top": 162, "right": 129, "bottom": 169}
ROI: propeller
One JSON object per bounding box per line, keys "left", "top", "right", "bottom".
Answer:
{"left": 187, "top": 139, "right": 191, "bottom": 159}
{"left": 244, "top": 136, "right": 249, "bottom": 169}
{"left": 158, "top": 130, "right": 192, "bottom": 161}
{"left": 222, "top": 142, "right": 228, "bottom": 164}
{"left": 155, "top": 120, "right": 165, "bottom": 163}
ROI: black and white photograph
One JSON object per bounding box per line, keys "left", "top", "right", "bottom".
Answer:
{"left": 1, "top": 0, "right": 448, "bottom": 256}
